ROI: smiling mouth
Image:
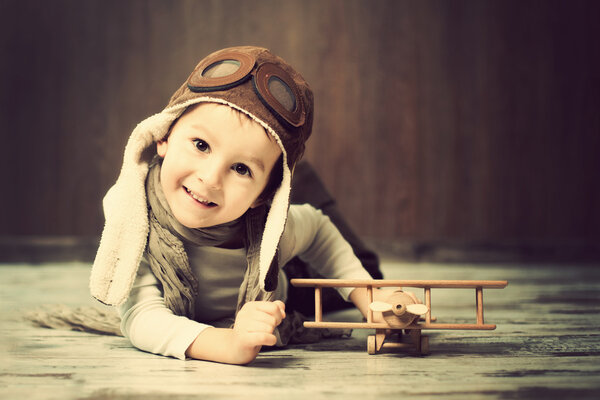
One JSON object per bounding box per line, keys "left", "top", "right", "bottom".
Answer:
{"left": 184, "top": 187, "right": 218, "bottom": 207}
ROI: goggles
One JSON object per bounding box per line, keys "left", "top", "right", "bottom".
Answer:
{"left": 187, "top": 50, "right": 306, "bottom": 128}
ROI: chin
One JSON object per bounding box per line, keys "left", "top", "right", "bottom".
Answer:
{"left": 170, "top": 213, "right": 202, "bottom": 229}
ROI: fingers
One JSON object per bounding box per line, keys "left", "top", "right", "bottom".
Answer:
{"left": 273, "top": 300, "right": 286, "bottom": 319}
{"left": 239, "top": 301, "right": 286, "bottom": 326}
{"left": 233, "top": 301, "right": 286, "bottom": 349}
{"left": 254, "top": 300, "right": 286, "bottom": 321}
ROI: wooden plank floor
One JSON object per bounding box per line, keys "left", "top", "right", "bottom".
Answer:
{"left": 1, "top": 260, "right": 599, "bottom": 399}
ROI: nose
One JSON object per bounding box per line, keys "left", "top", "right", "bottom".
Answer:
{"left": 195, "top": 159, "right": 223, "bottom": 189}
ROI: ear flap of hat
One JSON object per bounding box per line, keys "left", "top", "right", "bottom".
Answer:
{"left": 89, "top": 106, "right": 184, "bottom": 306}
{"left": 258, "top": 157, "right": 291, "bottom": 289}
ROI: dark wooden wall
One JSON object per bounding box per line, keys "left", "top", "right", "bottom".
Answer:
{"left": 1, "top": 0, "right": 599, "bottom": 256}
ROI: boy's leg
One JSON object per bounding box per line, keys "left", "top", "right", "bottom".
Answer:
{"left": 284, "top": 161, "right": 383, "bottom": 315}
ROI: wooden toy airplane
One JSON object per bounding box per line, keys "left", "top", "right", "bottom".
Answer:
{"left": 289, "top": 278, "right": 508, "bottom": 355}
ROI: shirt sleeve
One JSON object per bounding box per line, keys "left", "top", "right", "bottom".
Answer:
{"left": 118, "top": 257, "right": 211, "bottom": 360}
{"left": 280, "top": 204, "right": 373, "bottom": 300}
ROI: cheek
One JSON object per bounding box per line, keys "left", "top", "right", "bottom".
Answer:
{"left": 159, "top": 159, "right": 182, "bottom": 189}
{"left": 229, "top": 179, "right": 265, "bottom": 204}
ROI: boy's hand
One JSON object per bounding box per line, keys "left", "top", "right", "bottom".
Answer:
{"left": 185, "top": 300, "right": 285, "bottom": 365}
{"left": 231, "top": 300, "right": 286, "bottom": 363}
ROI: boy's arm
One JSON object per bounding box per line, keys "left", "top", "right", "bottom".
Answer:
{"left": 284, "top": 204, "right": 420, "bottom": 320}
{"left": 121, "top": 260, "right": 285, "bottom": 364}
{"left": 282, "top": 204, "right": 373, "bottom": 301}
{"left": 119, "top": 263, "right": 210, "bottom": 360}
{"left": 348, "top": 287, "right": 374, "bottom": 318}
{"left": 185, "top": 300, "right": 285, "bottom": 365}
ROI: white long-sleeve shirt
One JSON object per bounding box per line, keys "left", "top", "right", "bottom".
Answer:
{"left": 118, "top": 204, "right": 372, "bottom": 359}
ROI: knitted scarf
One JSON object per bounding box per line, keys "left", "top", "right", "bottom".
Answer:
{"left": 145, "top": 160, "right": 280, "bottom": 320}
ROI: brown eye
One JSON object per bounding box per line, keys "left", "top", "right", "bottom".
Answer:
{"left": 233, "top": 163, "right": 251, "bottom": 177}
{"left": 193, "top": 139, "right": 210, "bottom": 153}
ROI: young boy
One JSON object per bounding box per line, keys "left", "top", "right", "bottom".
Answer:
{"left": 90, "top": 46, "right": 385, "bottom": 365}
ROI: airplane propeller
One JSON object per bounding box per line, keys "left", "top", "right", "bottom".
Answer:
{"left": 369, "top": 301, "right": 429, "bottom": 316}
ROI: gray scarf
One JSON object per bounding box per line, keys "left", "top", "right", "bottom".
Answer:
{"left": 145, "top": 161, "right": 279, "bottom": 320}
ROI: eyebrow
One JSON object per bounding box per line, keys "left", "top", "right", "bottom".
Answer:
{"left": 247, "top": 157, "right": 265, "bottom": 173}
{"left": 190, "top": 123, "right": 211, "bottom": 135}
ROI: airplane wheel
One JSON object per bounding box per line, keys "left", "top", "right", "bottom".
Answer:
{"left": 367, "top": 335, "right": 377, "bottom": 355}
{"left": 420, "top": 335, "right": 429, "bottom": 355}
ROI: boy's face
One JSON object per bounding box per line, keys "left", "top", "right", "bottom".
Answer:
{"left": 157, "top": 103, "right": 282, "bottom": 229}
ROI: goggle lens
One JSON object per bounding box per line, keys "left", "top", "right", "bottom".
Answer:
{"left": 268, "top": 76, "right": 296, "bottom": 113}
{"left": 202, "top": 60, "right": 242, "bottom": 79}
